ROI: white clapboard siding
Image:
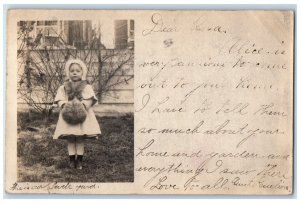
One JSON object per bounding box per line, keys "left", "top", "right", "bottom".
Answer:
{"left": 86, "top": 75, "right": 134, "bottom": 90}
{"left": 100, "top": 90, "right": 134, "bottom": 104}
{"left": 18, "top": 60, "right": 134, "bottom": 77}
{"left": 18, "top": 88, "right": 134, "bottom": 104}
{"left": 89, "top": 62, "right": 134, "bottom": 76}
{"left": 93, "top": 103, "right": 134, "bottom": 116}
{"left": 18, "top": 62, "right": 134, "bottom": 75}
{"left": 18, "top": 103, "right": 134, "bottom": 116}
{"left": 18, "top": 76, "right": 133, "bottom": 92}
{"left": 18, "top": 48, "right": 134, "bottom": 114}
{"left": 21, "top": 49, "right": 133, "bottom": 63}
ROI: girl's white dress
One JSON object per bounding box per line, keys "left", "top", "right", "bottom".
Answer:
{"left": 53, "top": 84, "right": 101, "bottom": 139}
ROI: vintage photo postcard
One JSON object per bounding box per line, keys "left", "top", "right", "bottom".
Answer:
{"left": 6, "top": 10, "right": 294, "bottom": 194}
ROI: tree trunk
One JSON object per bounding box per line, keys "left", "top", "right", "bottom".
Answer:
{"left": 97, "top": 28, "right": 102, "bottom": 102}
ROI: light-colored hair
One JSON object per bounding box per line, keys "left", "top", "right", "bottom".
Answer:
{"left": 65, "top": 59, "right": 88, "bottom": 81}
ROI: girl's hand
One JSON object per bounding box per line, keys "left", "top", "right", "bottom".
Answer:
{"left": 81, "top": 99, "right": 93, "bottom": 110}
{"left": 58, "top": 100, "right": 67, "bottom": 109}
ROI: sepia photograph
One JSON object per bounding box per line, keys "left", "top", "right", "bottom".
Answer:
{"left": 5, "top": 9, "right": 294, "bottom": 195}
{"left": 16, "top": 19, "right": 134, "bottom": 182}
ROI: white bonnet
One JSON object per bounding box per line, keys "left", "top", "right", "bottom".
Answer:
{"left": 65, "top": 59, "right": 88, "bottom": 81}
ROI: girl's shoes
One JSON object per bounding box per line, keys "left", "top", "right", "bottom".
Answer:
{"left": 76, "top": 160, "right": 83, "bottom": 170}
{"left": 69, "top": 155, "right": 83, "bottom": 169}
{"left": 69, "top": 155, "right": 76, "bottom": 169}
{"left": 76, "top": 155, "right": 83, "bottom": 170}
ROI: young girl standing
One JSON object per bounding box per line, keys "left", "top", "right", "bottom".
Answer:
{"left": 53, "top": 59, "right": 101, "bottom": 170}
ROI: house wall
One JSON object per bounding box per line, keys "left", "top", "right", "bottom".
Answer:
{"left": 17, "top": 49, "right": 134, "bottom": 116}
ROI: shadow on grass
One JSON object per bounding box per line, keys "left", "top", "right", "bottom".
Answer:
{"left": 17, "top": 111, "right": 134, "bottom": 182}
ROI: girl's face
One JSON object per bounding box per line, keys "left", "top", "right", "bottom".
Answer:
{"left": 69, "top": 63, "right": 83, "bottom": 82}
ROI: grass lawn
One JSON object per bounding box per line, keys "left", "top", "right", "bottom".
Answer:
{"left": 17, "top": 111, "right": 134, "bottom": 183}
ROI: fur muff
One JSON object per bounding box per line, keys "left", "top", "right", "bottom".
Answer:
{"left": 61, "top": 98, "right": 87, "bottom": 124}
{"left": 64, "top": 80, "right": 88, "bottom": 101}
{"left": 61, "top": 81, "right": 88, "bottom": 125}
